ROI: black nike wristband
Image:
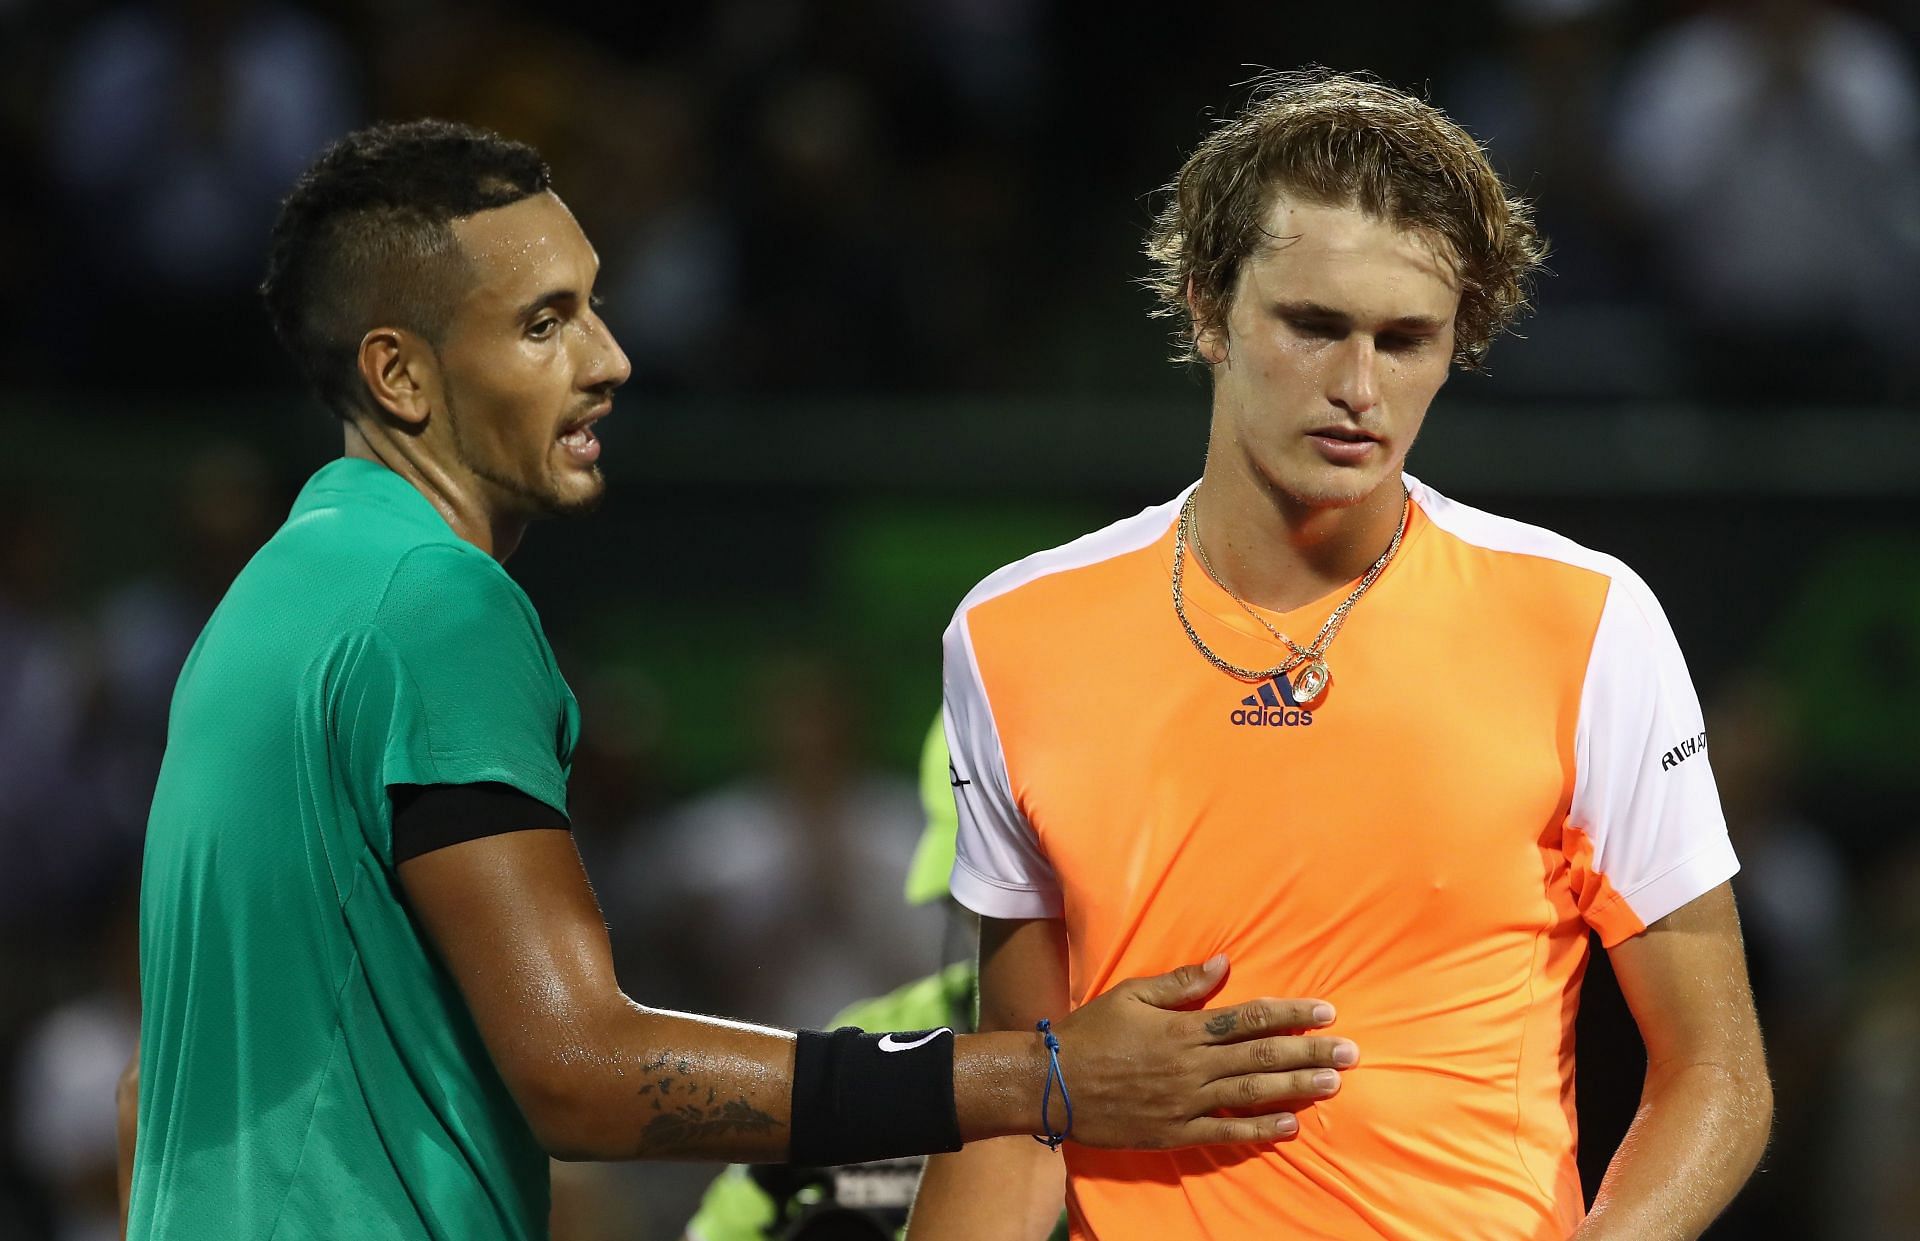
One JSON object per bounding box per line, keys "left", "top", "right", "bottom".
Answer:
{"left": 788, "top": 1026, "right": 962, "bottom": 1166}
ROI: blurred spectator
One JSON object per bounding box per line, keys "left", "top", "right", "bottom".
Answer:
{"left": 0, "top": 503, "right": 111, "bottom": 933}
{"left": 8, "top": 886, "right": 139, "bottom": 1241}
{"left": 1444, "top": 0, "right": 1692, "bottom": 400}
{"left": 48, "top": 0, "right": 355, "bottom": 294}
{"left": 1448, "top": 0, "right": 1635, "bottom": 300}
{"left": 1706, "top": 672, "right": 1847, "bottom": 1235}
{"left": 562, "top": 662, "right": 673, "bottom": 929}
{"left": 91, "top": 443, "right": 278, "bottom": 848}
{"left": 568, "top": 72, "right": 742, "bottom": 396}
{"left": 610, "top": 654, "right": 940, "bottom": 1029}
{"left": 44, "top": 0, "right": 357, "bottom": 384}
{"left": 731, "top": 69, "right": 920, "bottom": 392}
{"left": 1611, "top": 0, "right": 1920, "bottom": 403}
{"left": 1829, "top": 844, "right": 1920, "bottom": 1238}
{"left": 1710, "top": 675, "right": 1846, "bottom": 1023}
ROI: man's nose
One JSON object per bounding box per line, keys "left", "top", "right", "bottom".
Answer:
{"left": 581, "top": 313, "right": 632, "bottom": 392}
{"left": 1328, "top": 336, "right": 1378, "bottom": 416}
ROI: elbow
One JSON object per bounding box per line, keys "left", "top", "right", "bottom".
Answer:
{"left": 516, "top": 1071, "right": 626, "bottom": 1162}
{"left": 1700, "top": 1056, "right": 1774, "bottom": 1171}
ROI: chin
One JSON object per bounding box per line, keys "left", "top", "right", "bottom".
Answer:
{"left": 555, "top": 481, "right": 606, "bottom": 517}
{"left": 537, "top": 468, "right": 606, "bottom": 518}
{"left": 1269, "top": 466, "right": 1385, "bottom": 512}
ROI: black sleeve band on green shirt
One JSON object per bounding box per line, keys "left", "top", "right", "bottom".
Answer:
{"left": 788, "top": 1027, "right": 962, "bottom": 1167}
{"left": 388, "top": 782, "right": 570, "bottom": 864}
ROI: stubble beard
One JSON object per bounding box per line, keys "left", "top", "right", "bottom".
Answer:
{"left": 445, "top": 388, "right": 605, "bottom": 522}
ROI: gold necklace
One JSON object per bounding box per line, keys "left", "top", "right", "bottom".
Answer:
{"left": 1171, "top": 488, "right": 1410, "bottom": 709}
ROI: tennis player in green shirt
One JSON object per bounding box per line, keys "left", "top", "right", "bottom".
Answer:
{"left": 119, "top": 120, "right": 1360, "bottom": 1241}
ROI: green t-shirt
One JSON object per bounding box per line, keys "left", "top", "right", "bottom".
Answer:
{"left": 130, "top": 457, "right": 579, "bottom": 1241}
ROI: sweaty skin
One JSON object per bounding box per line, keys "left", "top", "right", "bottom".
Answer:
{"left": 1574, "top": 884, "right": 1771, "bottom": 1241}
{"left": 1191, "top": 195, "right": 1457, "bottom": 613}
{"left": 397, "top": 829, "right": 1354, "bottom": 1161}
{"left": 908, "top": 195, "right": 1770, "bottom": 1240}
{"left": 347, "top": 190, "right": 1359, "bottom": 1162}
{"left": 118, "top": 189, "right": 1373, "bottom": 1223}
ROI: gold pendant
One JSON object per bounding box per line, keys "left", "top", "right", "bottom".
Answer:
{"left": 1292, "top": 660, "right": 1331, "bottom": 710}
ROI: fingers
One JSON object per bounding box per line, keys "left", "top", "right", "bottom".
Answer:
{"left": 1189, "top": 997, "right": 1338, "bottom": 1043}
{"left": 1216, "top": 1033, "right": 1359, "bottom": 1078}
{"left": 1205, "top": 1066, "right": 1344, "bottom": 1114}
{"left": 1118, "top": 954, "right": 1230, "bottom": 1009}
{"left": 1172, "top": 1112, "right": 1302, "bottom": 1148}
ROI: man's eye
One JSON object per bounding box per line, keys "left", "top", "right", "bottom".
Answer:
{"left": 528, "top": 317, "right": 559, "bottom": 339}
{"left": 1288, "top": 319, "right": 1343, "bottom": 340}
{"left": 1378, "top": 334, "right": 1427, "bottom": 353}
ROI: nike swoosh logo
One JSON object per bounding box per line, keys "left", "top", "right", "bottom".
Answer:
{"left": 877, "top": 1029, "right": 952, "bottom": 1053}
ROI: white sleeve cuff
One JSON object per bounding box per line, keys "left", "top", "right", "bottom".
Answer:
{"left": 949, "top": 855, "right": 1064, "bottom": 920}
{"left": 1620, "top": 836, "right": 1741, "bottom": 933}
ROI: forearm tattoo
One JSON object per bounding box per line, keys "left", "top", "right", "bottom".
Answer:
{"left": 631, "top": 1051, "right": 785, "bottom": 1156}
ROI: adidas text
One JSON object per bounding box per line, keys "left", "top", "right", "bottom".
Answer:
{"left": 1229, "top": 706, "right": 1314, "bottom": 727}
{"left": 1229, "top": 677, "right": 1314, "bottom": 728}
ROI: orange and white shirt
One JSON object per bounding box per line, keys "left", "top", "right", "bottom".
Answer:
{"left": 942, "top": 475, "right": 1736, "bottom": 1241}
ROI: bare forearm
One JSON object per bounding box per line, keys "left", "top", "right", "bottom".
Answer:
{"left": 954, "top": 1030, "right": 1049, "bottom": 1141}
{"left": 1575, "top": 1060, "right": 1773, "bottom": 1241}
{"left": 541, "top": 1004, "right": 797, "bottom": 1162}
{"left": 546, "top": 1009, "right": 1045, "bottom": 1162}
{"left": 908, "top": 1138, "right": 1064, "bottom": 1241}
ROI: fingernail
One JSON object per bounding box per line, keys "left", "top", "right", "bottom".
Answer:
{"left": 1333, "top": 1041, "right": 1359, "bottom": 1067}
{"left": 1275, "top": 1113, "right": 1298, "bottom": 1137}
{"left": 1313, "top": 1070, "right": 1339, "bottom": 1092}
{"left": 1312, "top": 1003, "right": 1336, "bottom": 1025}
{"left": 1205, "top": 953, "right": 1227, "bottom": 972}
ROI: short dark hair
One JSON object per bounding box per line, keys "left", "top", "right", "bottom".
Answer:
{"left": 260, "top": 120, "right": 551, "bottom": 418}
{"left": 1144, "top": 69, "right": 1546, "bottom": 372}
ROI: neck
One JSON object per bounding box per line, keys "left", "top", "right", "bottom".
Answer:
{"left": 343, "top": 420, "right": 526, "bottom": 562}
{"left": 1189, "top": 459, "right": 1406, "bottom": 613}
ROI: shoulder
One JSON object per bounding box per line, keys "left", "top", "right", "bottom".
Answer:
{"left": 1409, "top": 475, "right": 1666, "bottom": 630}
{"left": 948, "top": 490, "right": 1187, "bottom": 634}
{"left": 373, "top": 541, "right": 541, "bottom": 636}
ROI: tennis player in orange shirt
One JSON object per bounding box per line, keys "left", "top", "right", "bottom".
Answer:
{"left": 908, "top": 70, "right": 1771, "bottom": 1241}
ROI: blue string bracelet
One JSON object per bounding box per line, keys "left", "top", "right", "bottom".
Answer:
{"left": 1033, "top": 1018, "right": 1074, "bottom": 1149}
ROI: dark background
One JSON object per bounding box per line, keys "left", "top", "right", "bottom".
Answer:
{"left": 1, "top": 1, "right": 1917, "bottom": 1237}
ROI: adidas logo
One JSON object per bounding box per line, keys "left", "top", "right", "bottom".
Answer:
{"left": 1228, "top": 676, "right": 1315, "bottom": 728}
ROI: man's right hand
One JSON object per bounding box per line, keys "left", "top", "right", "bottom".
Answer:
{"left": 1050, "top": 954, "right": 1356, "bottom": 1149}
{"left": 915, "top": 930, "right": 1358, "bottom": 1241}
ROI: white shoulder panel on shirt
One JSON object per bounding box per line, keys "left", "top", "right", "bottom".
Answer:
{"left": 1410, "top": 473, "right": 1735, "bottom": 933}
{"left": 1408, "top": 473, "right": 1626, "bottom": 579}
{"left": 953, "top": 484, "right": 1195, "bottom": 617}
{"left": 942, "top": 485, "right": 1195, "bottom": 920}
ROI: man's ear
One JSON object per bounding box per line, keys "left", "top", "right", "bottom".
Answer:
{"left": 1187, "top": 278, "right": 1228, "bottom": 366}
{"left": 356, "top": 327, "right": 437, "bottom": 429}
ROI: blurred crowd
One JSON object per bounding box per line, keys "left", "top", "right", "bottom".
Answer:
{"left": 0, "top": 0, "right": 1918, "bottom": 404}
{"left": 0, "top": 444, "right": 950, "bottom": 1240}
{"left": 3, "top": 449, "right": 1918, "bottom": 1241}
{"left": 2, "top": 0, "right": 1919, "bottom": 1238}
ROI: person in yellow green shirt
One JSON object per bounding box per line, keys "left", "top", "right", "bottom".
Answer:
{"left": 683, "top": 720, "right": 1065, "bottom": 1241}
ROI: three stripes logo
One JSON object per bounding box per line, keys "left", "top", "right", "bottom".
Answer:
{"left": 1228, "top": 676, "right": 1316, "bottom": 728}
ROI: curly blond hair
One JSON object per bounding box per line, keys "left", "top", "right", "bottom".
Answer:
{"left": 1143, "top": 69, "right": 1547, "bottom": 371}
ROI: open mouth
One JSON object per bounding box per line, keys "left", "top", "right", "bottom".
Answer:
{"left": 558, "top": 405, "right": 610, "bottom": 464}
